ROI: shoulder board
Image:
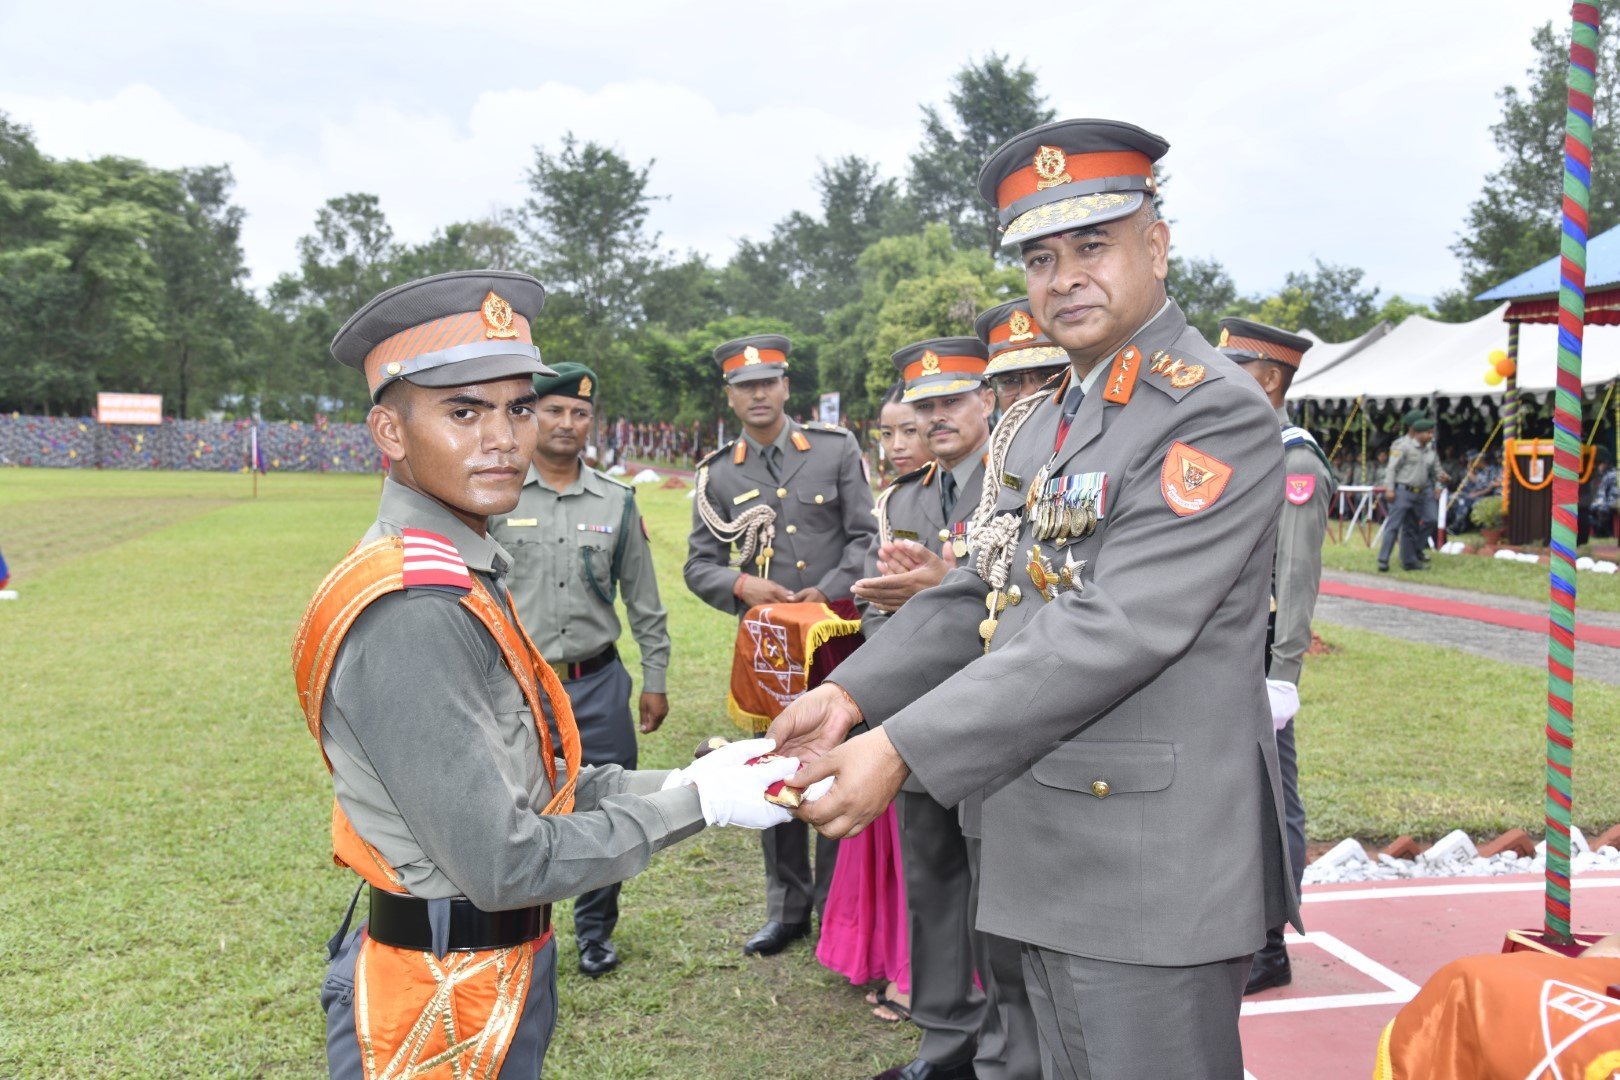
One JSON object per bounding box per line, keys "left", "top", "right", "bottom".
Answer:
{"left": 696, "top": 441, "right": 735, "bottom": 469}
{"left": 891, "top": 461, "right": 937, "bottom": 488}
{"left": 400, "top": 528, "right": 473, "bottom": 593}
{"left": 592, "top": 467, "right": 634, "bottom": 492}
{"left": 1280, "top": 425, "right": 1319, "bottom": 449}
{"left": 804, "top": 421, "right": 853, "bottom": 438}
{"left": 1141, "top": 349, "right": 1219, "bottom": 402}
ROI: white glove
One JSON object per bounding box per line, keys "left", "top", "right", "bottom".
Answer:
{"left": 694, "top": 755, "right": 803, "bottom": 829}
{"left": 801, "top": 777, "right": 835, "bottom": 802}
{"left": 660, "top": 737, "right": 779, "bottom": 791}
{"left": 1266, "top": 679, "right": 1300, "bottom": 731}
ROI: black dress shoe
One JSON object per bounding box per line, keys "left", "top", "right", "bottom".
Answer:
{"left": 578, "top": 939, "right": 619, "bottom": 977}
{"left": 742, "top": 919, "right": 810, "bottom": 956}
{"left": 873, "top": 1056, "right": 978, "bottom": 1080}
{"left": 1377, "top": 562, "right": 1390, "bottom": 572}
{"left": 1244, "top": 933, "right": 1292, "bottom": 995}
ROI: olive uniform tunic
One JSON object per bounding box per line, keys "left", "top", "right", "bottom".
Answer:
{"left": 1378, "top": 432, "right": 1441, "bottom": 569}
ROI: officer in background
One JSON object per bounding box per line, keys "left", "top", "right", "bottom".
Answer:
{"left": 684, "top": 334, "right": 877, "bottom": 956}
{"left": 491, "top": 361, "right": 671, "bottom": 978}
{"left": 1221, "top": 317, "right": 1335, "bottom": 995}
{"left": 977, "top": 298, "right": 1068, "bottom": 420}
{"left": 298, "top": 271, "right": 798, "bottom": 1079}
{"left": 1379, "top": 411, "right": 1445, "bottom": 572}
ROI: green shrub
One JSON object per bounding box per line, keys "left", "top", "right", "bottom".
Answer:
{"left": 1470, "top": 495, "right": 1505, "bottom": 530}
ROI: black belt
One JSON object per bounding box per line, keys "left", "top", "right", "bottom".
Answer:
{"left": 1401, "top": 484, "right": 1428, "bottom": 495}
{"left": 367, "top": 888, "right": 550, "bottom": 953}
{"left": 562, "top": 642, "right": 617, "bottom": 681}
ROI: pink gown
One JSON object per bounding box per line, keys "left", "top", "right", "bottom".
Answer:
{"left": 814, "top": 802, "right": 910, "bottom": 994}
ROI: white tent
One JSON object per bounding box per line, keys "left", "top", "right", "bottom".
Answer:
{"left": 1286, "top": 303, "right": 1620, "bottom": 403}
{"left": 1290, "top": 322, "right": 1394, "bottom": 387}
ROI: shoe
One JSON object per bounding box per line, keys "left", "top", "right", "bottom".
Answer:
{"left": 873, "top": 1056, "right": 978, "bottom": 1080}
{"left": 1377, "top": 562, "right": 1390, "bottom": 573}
{"left": 1244, "top": 933, "right": 1292, "bottom": 995}
{"left": 743, "top": 920, "right": 810, "bottom": 956}
{"left": 577, "top": 939, "right": 619, "bottom": 977}
{"left": 1403, "top": 563, "right": 1429, "bottom": 571}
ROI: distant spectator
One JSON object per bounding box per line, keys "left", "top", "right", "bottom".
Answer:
{"left": 1447, "top": 450, "right": 1502, "bottom": 534}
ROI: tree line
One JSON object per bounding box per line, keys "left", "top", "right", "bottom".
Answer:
{"left": 4, "top": 19, "right": 1614, "bottom": 424}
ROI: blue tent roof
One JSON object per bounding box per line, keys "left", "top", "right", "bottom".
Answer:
{"left": 1476, "top": 223, "right": 1620, "bottom": 302}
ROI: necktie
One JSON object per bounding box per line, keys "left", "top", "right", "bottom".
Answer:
{"left": 940, "top": 470, "right": 958, "bottom": 519}
{"left": 764, "top": 445, "right": 782, "bottom": 482}
{"left": 1055, "top": 383, "right": 1086, "bottom": 449}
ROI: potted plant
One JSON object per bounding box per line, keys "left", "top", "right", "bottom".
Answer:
{"left": 1471, "top": 495, "right": 1506, "bottom": 545}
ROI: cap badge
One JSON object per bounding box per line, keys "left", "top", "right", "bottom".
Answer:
{"left": 1217, "top": 328, "right": 1231, "bottom": 347}
{"left": 578, "top": 375, "right": 593, "bottom": 397}
{"left": 744, "top": 345, "right": 762, "bottom": 365}
{"left": 1033, "top": 145, "right": 1073, "bottom": 191}
{"left": 481, "top": 291, "right": 519, "bottom": 340}
{"left": 920, "top": 350, "right": 941, "bottom": 376}
{"left": 1008, "top": 310, "right": 1036, "bottom": 343}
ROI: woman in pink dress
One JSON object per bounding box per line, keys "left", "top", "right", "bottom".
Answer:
{"left": 814, "top": 385, "right": 934, "bottom": 1022}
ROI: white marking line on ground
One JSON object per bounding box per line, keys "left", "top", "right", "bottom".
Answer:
{"left": 1304, "top": 877, "right": 1620, "bottom": 904}
{"left": 1240, "top": 932, "right": 1419, "bottom": 1018}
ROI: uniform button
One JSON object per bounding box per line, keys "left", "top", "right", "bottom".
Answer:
{"left": 786, "top": 525, "right": 797, "bottom": 534}
{"left": 1090, "top": 779, "right": 1111, "bottom": 798}
{"left": 814, "top": 494, "right": 824, "bottom": 504}
{"left": 796, "top": 560, "right": 807, "bottom": 570}
{"left": 776, "top": 487, "right": 787, "bottom": 497}
{"left": 938, "top": 529, "right": 950, "bottom": 543}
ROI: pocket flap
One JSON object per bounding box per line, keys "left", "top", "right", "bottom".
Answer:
{"left": 1031, "top": 740, "right": 1175, "bottom": 795}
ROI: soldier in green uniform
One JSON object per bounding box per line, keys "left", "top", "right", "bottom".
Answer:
{"left": 977, "top": 298, "right": 1068, "bottom": 420}
{"left": 684, "top": 333, "right": 878, "bottom": 956}
{"left": 1220, "top": 317, "right": 1336, "bottom": 994}
{"left": 1379, "top": 411, "right": 1445, "bottom": 572}
{"left": 302, "top": 270, "right": 802, "bottom": 1079}
{"left": 490, "top": 361, "right": 672, "bottom": 978}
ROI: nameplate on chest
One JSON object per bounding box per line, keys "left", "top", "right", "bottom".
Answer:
{"left": 505, "top": 518, "right": 538, "bottom": 527}
{"left": 734, "top": 488, "right": 760, "bottom": 505}
{"left": 891, "top": 529, "right": 920, "bottom": 541}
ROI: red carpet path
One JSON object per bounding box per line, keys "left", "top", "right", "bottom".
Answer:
{"left": 1319, "top": 578, "right": 1620, "bottom": 649}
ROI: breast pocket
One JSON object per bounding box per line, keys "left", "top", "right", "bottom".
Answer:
{"left": 1031, "top": 740, "right": 1176, "bottom": 798}
{"left": 576, "top": 537, "right": 614, "bottom": 604}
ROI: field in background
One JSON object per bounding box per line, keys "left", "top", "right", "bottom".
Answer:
{"left": 2, "top": 469, "right": 1616, "bottom": 1076}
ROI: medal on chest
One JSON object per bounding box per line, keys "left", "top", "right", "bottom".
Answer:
{"left": 1025, "top": 469, "right": 1107, "bottom": 544}
{"left": 948, "top": 520, "right": 971, "bottom": 559}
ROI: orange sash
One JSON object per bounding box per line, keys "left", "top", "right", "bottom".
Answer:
{"left": 292, "top": 534, "right": 582, "bottom": 1079}
{"left": 725, "top": 601, "right": 862, "bottom": 734}
{"left": 1375, "top": 952, "right": 1620, "bottom": 1079}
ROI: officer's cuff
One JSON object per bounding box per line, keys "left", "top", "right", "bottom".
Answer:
{"left": 641, "top": 667, "right": 668, "bottom": 695}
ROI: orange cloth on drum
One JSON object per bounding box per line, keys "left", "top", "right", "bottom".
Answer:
{"left": 726, "top": 600, "right": 862, "bottom": 734}
{"left": 292, "top": 533, "right": 580, "bottom": 1078}
{"left": 1374, "top": 950, "right": 1620, "bottom": 1080}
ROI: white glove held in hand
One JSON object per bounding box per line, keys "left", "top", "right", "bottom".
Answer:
{"left": 695, "top": 754, "right": 802, "bottom": 829}
{"left": 1266, "top": 679, "right": 1300, "bottom": 731}
{"left": 660, "top": 737, "right": 779, "bottom": 791}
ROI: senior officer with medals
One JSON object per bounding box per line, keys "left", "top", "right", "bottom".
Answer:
{"left": 294, "top": 271, "right": 803, "bottom": 1080}
{"left": 1220, "top": 317, "right": 1335, "bottom": 995}
{"left": 979, "top": 298, "right": 1069, "bottom": 419}
{"left": 855, "top": 338, "right": 1035, "bottom": 1080}
{"left": 490, "top": 361, "right": 672, "bottom": 979}
{"left": 684, "top": 334, "right": 878, "bottom": 956}
{"left": 769, "top": 121, "right": 1298, "bottom": 1079}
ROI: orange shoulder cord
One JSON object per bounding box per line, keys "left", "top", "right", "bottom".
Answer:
{"left": 291, "top": 536, "right": 582, "bottom": 891}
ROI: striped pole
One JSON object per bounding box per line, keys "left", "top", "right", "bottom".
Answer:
{"left": 1505, "top": 321, "right": 1521, "bottom": 443}
{"left": 1545, "top": 1, "right": 1600, "bottom": 947}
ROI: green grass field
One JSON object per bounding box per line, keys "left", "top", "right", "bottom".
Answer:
{"left": 2, "top": 468, "right": 1617, "bottom": 1076}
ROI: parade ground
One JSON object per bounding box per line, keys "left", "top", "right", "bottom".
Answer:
{"left": 5, "top": 468, "right": 1620, "bottom": 1077}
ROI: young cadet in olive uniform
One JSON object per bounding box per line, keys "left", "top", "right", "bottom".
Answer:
{"left": 490, "top": 361, "right": 671, "bottom": 979}
{"left": 1220, "top": 317, "right": 1336, "bottom": 995}
{"left": 295, "top": 271, "right": 800, "bottom": 1080}
{"left": 854, "top": 339, "right": 1039, "bottom": 1080}
{"left": 1379, "top": 411, "right": 1444, "bottom": 571}
{"left": 684, "top": 333, "right": 878, "bottom": 956}
{"left": 771, "top": 121, "right": 1298, "bottom": 1079}
{"left": 978, "top": 298, "right": 1069, "bottom": 420}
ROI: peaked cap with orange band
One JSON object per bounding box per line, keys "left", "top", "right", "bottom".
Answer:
{"left": 891, "top": 336, "right": 989, "bottom": 403}
{"left": 330, "top": 270, "right": 554, "bottom": 402}
{"left": 714, "top": 333, "right": 792, "bottom": 385}
{"left": 977, "top": 118, "right": 1169, "bottom": 248}
{"left": 975, "top": 297, "right": 1068, "bottom": 376}
{"left": 1216, "top": 316, "right": 1313, "bottom": 371}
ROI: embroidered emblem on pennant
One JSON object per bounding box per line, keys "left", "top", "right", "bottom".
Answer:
{"left": 1160, "top": 442, "right": 1233, "bottom": 517}
{"left": 1285, "top": 474, "right": 1316, "bottom": 506}
{"left": 401, "top": 528, "right": 474, "bottom": 590}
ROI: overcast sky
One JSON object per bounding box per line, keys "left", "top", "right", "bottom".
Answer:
{"left": 0, "top": 1, "right": 1573, "bottom": 305}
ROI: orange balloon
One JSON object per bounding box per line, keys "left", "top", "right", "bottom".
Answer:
{"left": 1494, "top": 356, "right": 1517, "bottom": 378}
{"left": 1484, "top": 369, "right": 1505, "bottom": 386}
